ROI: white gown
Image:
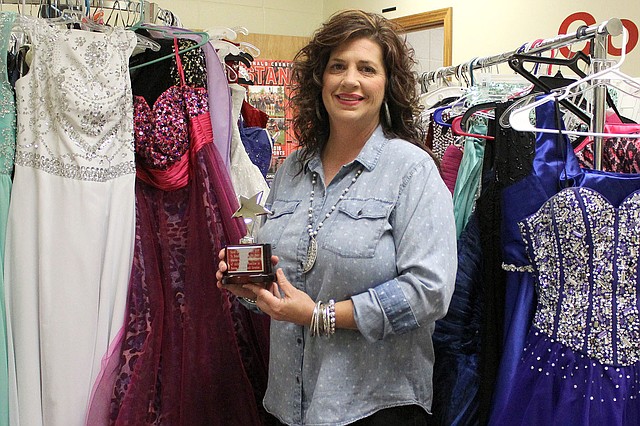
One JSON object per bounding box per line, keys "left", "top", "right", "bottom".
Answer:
{"left": 4, "top": 18, "right": 137, "bottom": 426}
{"left": 229, "top": 83, "right": 270, "bottom": 203}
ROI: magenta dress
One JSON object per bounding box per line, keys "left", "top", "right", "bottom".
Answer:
{"left": 88, "top": 38, "right": 271, "bottom": 425}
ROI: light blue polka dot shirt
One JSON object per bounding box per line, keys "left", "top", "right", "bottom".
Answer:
{"left": 257, "top": 126, "right": 457, "bottom": 425}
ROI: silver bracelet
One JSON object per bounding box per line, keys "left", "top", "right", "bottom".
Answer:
{"left": 310, "top": 301, "right": 322, "bottom": 337}
{"left": 309, "top": 300, "right": 336, "bottom": 337}
{"left": 322, "top": 303, "right": 331, "bottom": 336}
{"left": 240, "top": 297, "right": 257, "bottom": 305}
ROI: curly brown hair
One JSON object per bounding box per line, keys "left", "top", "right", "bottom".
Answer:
{"left": 289, "top": 9, "right": 427, "bottom": 164}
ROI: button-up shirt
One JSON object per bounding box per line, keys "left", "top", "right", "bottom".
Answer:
{"left": 257, "top": 126, "right": 457, "bottom": 425}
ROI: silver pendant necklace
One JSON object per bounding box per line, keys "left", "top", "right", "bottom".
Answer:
{"left": 302, "top": 167, "right": 364, "bottom": 273}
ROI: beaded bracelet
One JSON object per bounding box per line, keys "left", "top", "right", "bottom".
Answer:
{"left": 327, "top": 299, "right": 336, "bottom": 336}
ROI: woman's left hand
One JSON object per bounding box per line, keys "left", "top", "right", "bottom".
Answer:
{"left": 244, "top": 268, "right": 316, "bottom": 327}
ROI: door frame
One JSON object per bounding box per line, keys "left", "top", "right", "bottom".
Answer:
{"left": 392, "top": 7, "right": 453, "bottom": 67}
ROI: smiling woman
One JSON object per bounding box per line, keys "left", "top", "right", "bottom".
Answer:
{"left": 216, "top": 9, "right": 458, "bottom": 426}
{"left": 320, "top": 37, "right": 387, "bottom": 180}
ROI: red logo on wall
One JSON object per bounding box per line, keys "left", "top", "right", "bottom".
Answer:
{"left": 558, "top": 12, "right": 638, "bottom": 58}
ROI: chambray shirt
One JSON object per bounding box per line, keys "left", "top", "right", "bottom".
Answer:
{"left": 257, "top": 126, "right": 457, "bottom": 426}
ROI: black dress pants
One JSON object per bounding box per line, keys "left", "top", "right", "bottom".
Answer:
{"left": 350, "top": 404, "right": 431, "bottom": 426}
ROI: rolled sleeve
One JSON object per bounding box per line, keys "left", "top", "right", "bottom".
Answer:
{"left": 353, "top": 157, "right": 457, "bottom": 342}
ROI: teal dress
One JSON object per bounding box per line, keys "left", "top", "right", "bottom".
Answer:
{"left": 0, "top": 11, "right": 17, "bottom": 426}
{"left": 452, "top": 122, "right": 487, "bottom": 237}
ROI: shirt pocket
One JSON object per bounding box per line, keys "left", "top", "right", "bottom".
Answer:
{"left": 323, "top": 198, "right": 393, "bottom": 258}
{"left": 261, "top": 200, "right": 300, "bottom": 250}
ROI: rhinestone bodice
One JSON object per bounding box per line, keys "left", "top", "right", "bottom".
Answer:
{"left": 519, "top": 186, "right": 640, "bottom": 366}
{"left": 14, "top": 18, "right": 137, "bottom": 182}
{"left": 133, "top": 85, "right": 209, "bottom": 170}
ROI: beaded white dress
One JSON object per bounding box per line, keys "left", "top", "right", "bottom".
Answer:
{"left": 3, "top": 18, "right": 137, "bottom": 426}
{"left": 229, "top": 83, "right": 270, "bottom": 202}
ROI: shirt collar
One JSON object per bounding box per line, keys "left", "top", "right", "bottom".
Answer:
{"left": 306, "top": 126, "right": 389, "bottom": 174}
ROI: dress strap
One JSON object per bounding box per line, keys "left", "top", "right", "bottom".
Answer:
{"left": 173, "top": 37, "right": 186, "bottom": 87}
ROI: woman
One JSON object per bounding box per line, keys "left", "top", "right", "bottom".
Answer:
{"left": 217, "top": 9, "right": 457, "bottom": 426}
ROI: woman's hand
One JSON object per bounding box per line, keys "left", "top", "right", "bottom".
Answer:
{"left": 245, "top": 268, "right": 316, "bottom": 327}
{"left": 216, "top": 249, "right": 316, "bottom": 326}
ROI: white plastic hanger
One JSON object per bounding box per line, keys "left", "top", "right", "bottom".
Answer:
{"left": 210, "top": 38, "right": 241, "bottom": 63}
{"left": 509, "top": 27, "right": 640, "bottom": 138}
{"left": 206, "top": 26, "right": 237, "bottom": 41}
{"left": 420, "top": 65, "right": 468, "bottom": 108}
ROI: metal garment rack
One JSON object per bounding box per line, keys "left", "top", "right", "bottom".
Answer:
{"left": 422, "top": 18, "right": 624, "bottom": 169}
{"left": 2, "top": 0, "right": 158, "bottom": 23}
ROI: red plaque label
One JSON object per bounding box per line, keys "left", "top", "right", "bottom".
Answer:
{"left": 227, "top": 246, "right": 265, "bottom": 273}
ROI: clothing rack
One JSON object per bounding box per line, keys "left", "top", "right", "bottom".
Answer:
{"left": 423, "top": 18, "right": 624, "bottom": 169}
{"left": 3, "top": 0, "right": 157, "bottom": 23}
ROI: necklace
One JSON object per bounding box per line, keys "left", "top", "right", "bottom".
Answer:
{"left": 302, "top": 167, "right": 364, "bottom": 273}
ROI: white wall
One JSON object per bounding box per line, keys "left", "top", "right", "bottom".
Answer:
{"left": 153, "top": 0, "right": 324, "bottom": 37}
{"left": 6, "top": 1, "right": 636, "bottom": 73}
{"left": 325, "top": 0, "right": 640, "bottom": 73}
{"left": 149, "top": 0, "right": 639, "bottom": 74}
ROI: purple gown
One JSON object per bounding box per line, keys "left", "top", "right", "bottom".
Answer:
{"left": 489, "top": 100, "right": 640, "bottom": 425}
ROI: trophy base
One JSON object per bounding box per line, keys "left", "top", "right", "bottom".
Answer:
{"left": 222, "top": 272, "right": 276, "bottom": 286}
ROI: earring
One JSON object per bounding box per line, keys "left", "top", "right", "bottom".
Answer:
{"left": 315, "top": 100, "right": 323, "bottom": 121}
{"left": 383, "top": 101, "right": 392, "bottom": 127}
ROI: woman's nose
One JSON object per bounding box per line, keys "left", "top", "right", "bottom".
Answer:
{"left": 341, "top": 67, "right": 359, "bottom": 87}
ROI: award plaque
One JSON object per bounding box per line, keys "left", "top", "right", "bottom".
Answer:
{"left": 223, "top": 192, "right": 275, "bottom": 286}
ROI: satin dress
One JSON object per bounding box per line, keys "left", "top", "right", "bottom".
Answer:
{"left": 489, "top": 101, "right": 640, "bottom": 425}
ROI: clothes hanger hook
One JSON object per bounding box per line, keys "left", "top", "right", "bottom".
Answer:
{"left": 238, "top": 41, "right": 260, "bottom": 57}
{"left": 468, "top": 57, "right": 479, "bottom": 86}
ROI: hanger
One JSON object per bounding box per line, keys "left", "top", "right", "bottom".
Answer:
{"left": 460, "top": 101, "right": 497, "bottom": 131}
{"left": 420, "top": 66, "right": 467, "bottom": 109}
{"left": 508, "top": 50, "right": 592, "bottom": 124}
{"left": 238, "top": 40, "right": 260, "bottom": 57}
{"left": 225, "top": 51, "right": 252, "bottom": 67}
{"left": 420, "top": 85, "right": 466, "bottom": 110}
{"left": 451, "top": 116, "right": 495, "bottom": 140}
{"left": 224, "top": 63, "right": 238, "bottom": 84}
{"left": 231, "top": 26, "right": 249, "bottom": 36}
{"left": 206, "top": 26, "right": 237, "bottom": 41}
{"left": 509, "top": 29, "right": 640, "bottom": 138}
{"left": 432, "top": 105, "right": 454, "bottom": 128}
{"left": 128, "top": 25, "right": 210, "bottom": 70}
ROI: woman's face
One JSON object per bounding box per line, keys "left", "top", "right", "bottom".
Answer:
{"left": 322, "top": 37, "right": 387, "bottom": 133}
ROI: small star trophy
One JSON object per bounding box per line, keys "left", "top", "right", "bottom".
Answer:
{"left": 223, "top": 192, "right": 275, "bottom": 286}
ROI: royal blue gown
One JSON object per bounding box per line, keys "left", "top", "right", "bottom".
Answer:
{"left": 489, "top": 101, "right": 640, "bottom": 425}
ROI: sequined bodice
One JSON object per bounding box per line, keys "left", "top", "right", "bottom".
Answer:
{"left": 0, "top": 12, "right": 16, "bottom": 176}
{"left": 14, "top": 18, "right": 137, "bottom": 182}
{"left": 519, "top": 186, "right": 640, "bottom": 366}
{"left": 133, "top": 85, "right": 208, "bottom": 170}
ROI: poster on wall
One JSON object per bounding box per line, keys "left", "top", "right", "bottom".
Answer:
{"left": 246, "top": 60, "right": 298, "bottom": 182}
